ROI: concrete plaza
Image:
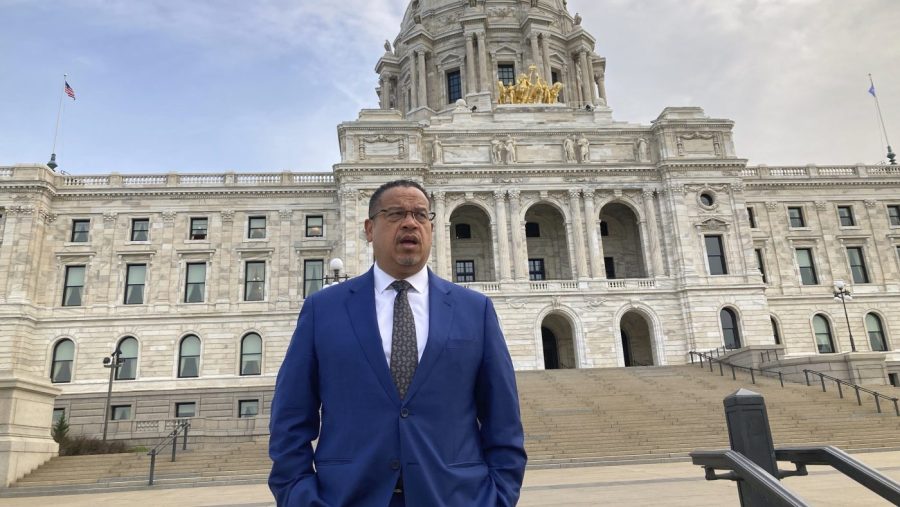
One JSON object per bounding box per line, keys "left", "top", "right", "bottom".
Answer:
{"left": 0, "top": 451, "right": 897, "bottom": 506}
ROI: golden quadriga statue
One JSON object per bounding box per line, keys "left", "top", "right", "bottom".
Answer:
{"left": 497, "top": 65, "right": 564, "bottom": 105}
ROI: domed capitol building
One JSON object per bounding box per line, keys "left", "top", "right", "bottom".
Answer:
{"left": 1, "top": 0, "right": 899, "bottom": 481}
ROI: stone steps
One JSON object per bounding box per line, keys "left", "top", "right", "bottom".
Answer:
{"left": 5, "top": 365, "right": 898, "bottom": 496}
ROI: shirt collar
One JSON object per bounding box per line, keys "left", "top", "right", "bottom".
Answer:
{"left": 373, "top": 262, "right": 429, "bottom": 295}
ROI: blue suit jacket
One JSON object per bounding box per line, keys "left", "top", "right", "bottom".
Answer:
{"left": 269, "top": 268, "right": 527, "bottom": 506}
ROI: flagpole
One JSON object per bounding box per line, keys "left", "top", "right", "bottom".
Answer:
{"left": 48, "top": 73, "right": 67, "bottom": 170}
{"left": 869, "top": 73, "right": 896, "bottom": 165}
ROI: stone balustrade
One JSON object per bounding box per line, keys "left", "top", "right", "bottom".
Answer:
{"left": 741, "top": 164, "right": 900, "bottom": 180}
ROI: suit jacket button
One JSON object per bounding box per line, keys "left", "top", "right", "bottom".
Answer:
{"left": 400, "top": 408, "right": 410, "bottom": 418}
{"left": 390, "top": 459, "right": 401, "bottom": 470}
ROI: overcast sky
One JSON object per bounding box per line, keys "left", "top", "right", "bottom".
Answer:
{"left": 1, "top": 0, "right": 898, "bottom": 174}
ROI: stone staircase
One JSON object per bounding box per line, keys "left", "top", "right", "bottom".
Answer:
{"left": 4, "top": 365, "right": 899, "bottom": 496}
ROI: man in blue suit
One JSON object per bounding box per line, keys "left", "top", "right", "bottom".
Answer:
{"left": 269, "top": 180, "right": 527, "bottom": 506}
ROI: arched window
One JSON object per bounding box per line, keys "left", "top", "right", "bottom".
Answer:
{"left": 241, "top": 333, "right": 262, "bottom": 376}
{"left": 179, "top": 335, "right": 201, "bottom": 378}
{"left": 813, "top": 315, "right": 836, "bottom": 353}
{"left": 116, "top": 337, "right": 138, "bottom": 380}
{"left": 51, "top": 339, "right": 75, "bottom": 383}
{"left": 720, "top": 308, "right": 741, "bottom": 349}
{"left": 866, "top": 314, "right": 888, "bottom": 352}
{"left": 771, "top": 317, "right": 782, "bottom": 345}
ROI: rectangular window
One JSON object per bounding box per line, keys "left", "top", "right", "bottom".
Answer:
{"left": 124, "top": 264, "right": 146, "bottom": 305}
{"left": 600, "top": 221, "right": 609, "bottom": 237}
{"left": 889, "top": 205, "right": 900, "bottom": 226}
{"left": 528, "top": 259, "right": 545, "bottom": 281}
{"left": 244, "top": 261, "right": 266, "bottom": 301}
{"left": 446, "top": 69, "right": 462, "bottom": 103}
{"left": 551, "top": 70, "right": 563, "bottom": 102}
{"left": 189, "top": 217, "right": 208, "bottom": 240}
{"left": 304, "top": 259, "right": 324, "bottom": 298}
{"left": 111, "top": 405, "right": 132, "bottom": 421}
{"left": 239, "top": 400, "right": 259, "bottom": 418}
{"left": 63, "top": 265, "right": 85, "bottom": 306}
{"left": 837, "top": 206, "right": 855, "bottom": 227}
{"left": 705, "top": 235, "right": 728, "bottom": 275}
{"left": 248, "top": 216, "right": 266, "bottom": 239}
{"left": 498, "top": 64, "right": 515, "bottom": 86}
{"left": 788, "top": 207, "right": 805, "bottom": 228}
{"left": 306, "top": 216, "right": 324, "bottom": 237}
{"left": 525, "top": 222, "right": 540, "bottom": 238}
{"left": 755, "top": 249, "right": 768, "bottom": 284}
{"left": 52, "top": 408, "right": 65, "bottom": 424}
{"left": 175, "top": 402, "right": 196, "bottom": 418}
{"left": 455, "top": 260, "right": 475, "bottom": 283}
{"left": 604, "top": 257, "right": 615, "bottom": 279}
{"left": 847, "top": 247, "right": 870, "bottom": 284}
{"left": 747, "top": 207, "right": 757, "bottom": 229}
{"left": 71, "top": 219, "right": 90, "bottom": 242}
{"left": 796, "top": 248, "right": 819, "bottom": 285}
{"left": 184, "top": 263, "right": 206, "bottom": 303}
{"left": 131, "top": 219, "right": 150, "bottom": 241}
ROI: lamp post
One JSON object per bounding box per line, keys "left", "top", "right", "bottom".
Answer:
{"left": 323, "top": 258, "right": 350, "bottom": 287}
{"left": 101, "top": 349, "right": 124, "bottom": 442}
{"left": 833, "top": 280, "right": 857, "bottom": 353}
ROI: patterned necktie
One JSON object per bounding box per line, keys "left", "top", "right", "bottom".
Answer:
{"left": 389, "top": 280, "right": 418, "bottom": 399}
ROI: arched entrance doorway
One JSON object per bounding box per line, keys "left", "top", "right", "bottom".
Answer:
{"left": 449, "top": 205, "right": 496, "bottom": 282}
{"left": 599, "top": 203, "right": 646, "bottom": 279}
{"left": 541, "top": 314, "right": 576, "bottom": 369}
{"left": 620, "top": 311, "right": 655, "bottom": 366}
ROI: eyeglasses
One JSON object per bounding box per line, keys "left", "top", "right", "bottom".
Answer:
{"left": 369, "top": 208, "right": 436, "bottom": 224}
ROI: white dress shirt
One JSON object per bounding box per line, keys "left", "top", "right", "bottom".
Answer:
{"left": 373, "top": 263, "right": 430, "bottom": 365}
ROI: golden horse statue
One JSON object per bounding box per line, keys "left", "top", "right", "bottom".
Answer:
{"left": 496, "top": 64, "right": 564, "bottom": 105}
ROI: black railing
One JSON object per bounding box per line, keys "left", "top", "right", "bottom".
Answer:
{"left": 691, "top": 390, "right": 900, "bottom": 506}
{"left": 804, "top": 369, "right": 899, "bottom": 417}
{"left": 689, "top": 350, "right": 784, "bottom": 388}
{"left": 147, "top": 419, "right": 191, "bottom": 486}
{"left": 757, "top": 348, "right": 784, "bottom": 364}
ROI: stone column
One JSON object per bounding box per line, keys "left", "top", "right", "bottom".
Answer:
{"left": 410, "top": 55, "right": 418, "bottom": 109}
{"left": 416, "top": 50, "right": 428, "bottom": 109}
{"left": 382, "top": 76, "right": 393, "bottom": 109}
{"left": 476, "top": 32, "right": 490, "bottom": 93}
{"left": 582, "top": 190, "right": 603, "bottom": 279}
{"left": 493, "top": 190, "right": 511, "bottom": 281}
{"left": 465, "top": 34, "right": 477, "bottom": 95}
{"left": 529, "top": 35, "right": 542, "bottom": 77}
{"left": 596, "top": 72, "right": 607, "bottom": 103}
{"left": 642, "top": 190, "right": 665, "bottom": 277}
{"left": 433, "top": 192, "right": 448, "bottom": 279}
{"left": 586, "top": 55, "right": 599, "bottom": 104}
{"left": 508, "top": 189, "right": 527, "bottom": 280}
{"left": 568, "top": 189, "right": 589, "bottom": 279}
{"left": 579, "top": 51, "right": 593, "bottom": 106}
{"left": 540, "top": 33, "right": 552, "bottom": 83}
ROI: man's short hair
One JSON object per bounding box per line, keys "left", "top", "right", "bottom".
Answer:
{"left": 368, "top": 180, "right": 430, "bottom": 218}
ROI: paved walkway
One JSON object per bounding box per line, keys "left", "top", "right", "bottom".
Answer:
{"left": 1, "top": 451, "right": 898, "bottom": 506}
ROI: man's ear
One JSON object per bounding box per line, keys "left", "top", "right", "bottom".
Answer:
{"left": 364, "top": 219, "right": 374, "bottom": 243}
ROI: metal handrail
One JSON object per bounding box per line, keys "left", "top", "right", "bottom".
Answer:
{"left": 690, "top": 450, "right": 809, "bottom": 506}
{"left": 776, "top": 446, "right": 900, "bottom": 505}
{"left": 803, "top": 369, "right": 899, "bottom": 417}
{"left": 757, "top": 348, "right": 784, "bottom": 364}
{"left": 147, "top": 419, "right": 191, "bottom": 486}
{"left": 689, "top": 350, "right": 785, "bottom": 388}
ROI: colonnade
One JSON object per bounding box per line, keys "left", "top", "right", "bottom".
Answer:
{"left": 430, "top": 188, "right": 663, "bottom": 282}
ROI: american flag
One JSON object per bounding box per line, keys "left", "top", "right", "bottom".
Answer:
{"left": 64, "top": 81, "right": 76, "bottom": 100}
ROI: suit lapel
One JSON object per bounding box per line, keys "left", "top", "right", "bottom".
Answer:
{"left": 406, "top": 271, "right": 454, "bottom": 402}
{"left": 345, "top": 269, "right": 400, "bottom": 405}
